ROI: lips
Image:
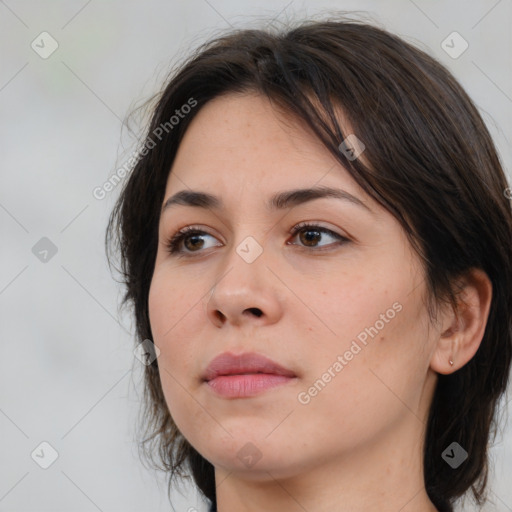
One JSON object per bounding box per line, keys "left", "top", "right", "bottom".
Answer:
{"left": 202, "top": 351, "right": 296, "bottom": 382}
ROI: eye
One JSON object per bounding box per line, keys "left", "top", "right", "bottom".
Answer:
{"left": 287, "top": 222, "right": 349, "bottom": 250}
{"left": 165, "top": 225, "right": 220, "bottom": 256}
{"left": 164, "top": 222, "right": 349, "bottom": 257}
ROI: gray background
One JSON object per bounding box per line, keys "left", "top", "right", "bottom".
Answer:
{"left": 1, "top": 1, "right": 511, "bottom": 511}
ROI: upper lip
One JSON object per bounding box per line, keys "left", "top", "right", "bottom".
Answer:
{"left": 202, "top": 352, "right": 296, "bottom": 381}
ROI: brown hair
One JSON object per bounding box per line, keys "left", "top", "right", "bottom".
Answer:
{"left": 106, "top": 15, "right": 512, "bottom": 512}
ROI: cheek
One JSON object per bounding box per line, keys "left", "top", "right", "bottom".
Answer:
{"left": 148, "top": 265, "right": 203, "bottom": 342}
{"left": 293, "top": 307, "right": 428, "bottom": 455}
{"left": 307, "top": 261, "right": 428, "bottom": 409}
{"left": 148, "top": 270, "right": 206, "bottom": 432}
{"left": 147, "top": 268, "right": 204, "bottom": 391}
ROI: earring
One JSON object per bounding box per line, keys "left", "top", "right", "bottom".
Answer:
{"left": 449, "top": 359, "right": 454, "bottom": 366}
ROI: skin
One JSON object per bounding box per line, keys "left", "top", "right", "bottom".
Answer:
{"left": 148, "top": 92, "right": 492, "bottom": 512}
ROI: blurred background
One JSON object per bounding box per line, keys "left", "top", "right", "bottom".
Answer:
{"left": 1, "top": 1, "right": 511, "bottom": 511}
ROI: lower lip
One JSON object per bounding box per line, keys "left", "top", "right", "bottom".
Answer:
{"left": 206, "top": 374, "right": 295, "bottom": 398}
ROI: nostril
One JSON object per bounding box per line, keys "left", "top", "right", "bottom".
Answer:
{"left": 214, "top": 311, "right": 226, "bottom": 322}
{"left": 245, "top": 307, "right": 263, "bottom": 317}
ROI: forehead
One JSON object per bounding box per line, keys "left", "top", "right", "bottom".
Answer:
{"left": 164, "top": 92, "right": 365, "bottom": 202}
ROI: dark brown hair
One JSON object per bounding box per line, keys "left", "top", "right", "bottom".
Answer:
{"left": 106, "top": 15, "right": 512, "bottom": 512}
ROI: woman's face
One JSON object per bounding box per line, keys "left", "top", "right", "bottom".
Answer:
{"left": 148, "top": 92, "right": 440, "bottom": 480}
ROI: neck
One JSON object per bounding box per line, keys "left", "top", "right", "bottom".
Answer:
{"left": 213, "top": 419, "right": 439, "bottom": 512}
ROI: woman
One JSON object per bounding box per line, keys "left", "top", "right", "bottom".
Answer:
{"left": 106, "top": 15, "right": 512, "bottom": 512}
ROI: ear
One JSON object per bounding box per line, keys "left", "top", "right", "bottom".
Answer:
{"left": 430, "top": 268, "right": 492, "bottom": 375}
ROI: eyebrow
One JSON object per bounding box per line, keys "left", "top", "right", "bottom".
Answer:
{"left": 161, "top": 185, "right": 372, "bottom": 215}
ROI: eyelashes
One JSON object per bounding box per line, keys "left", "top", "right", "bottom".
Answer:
{"left": 164, "top": 221, "right": 350, "bottom": 258}
{"left": 165, "top": 225, "right": 219, "bottom": 255}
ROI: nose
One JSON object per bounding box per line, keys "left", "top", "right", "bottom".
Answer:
{"left": 205, "top": 240, "right": 284, "bottom": 328}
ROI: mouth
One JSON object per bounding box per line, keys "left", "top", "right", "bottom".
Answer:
{"left": 202, "top": 351, "right": 297, "bottom": 398}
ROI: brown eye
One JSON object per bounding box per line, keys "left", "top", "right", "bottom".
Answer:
{"left": 182, "top": 233, "right": 206, "bottom": 251}
{"left": 166, "top": 227, "right": 220, "bottom": 256}
{"left": 298, "top": 228, "right": 322, "bottom": 247}
{"left": 289, "top": 222, "right": 349, "bottom": 250}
